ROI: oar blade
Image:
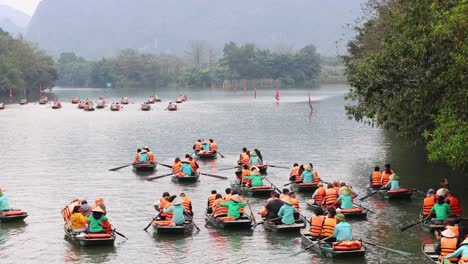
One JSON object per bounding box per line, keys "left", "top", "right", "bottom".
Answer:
{"left": 109, "top": 164, "right": 132, "bottom": 171}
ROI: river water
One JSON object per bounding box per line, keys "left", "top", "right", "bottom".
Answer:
{"left": 0, "top": 84, "right": 464, "bottom": 264}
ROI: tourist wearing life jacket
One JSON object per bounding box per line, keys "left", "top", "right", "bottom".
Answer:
{"left": 206, "top": 190, "right": 218, "bottom": 214}
{"left": 446, "top": 191, "right": 463, "bottom": 216}
{"left": 243, "top": 167, "right": 265, "bottom": 187}
{"left": 193, "top": 139, "right": 202, "bottom": 152}
{"left": 428, "top": 195, "right": 452, "bottom": 224}
{"left": 436, "top": 229, "right": 459, "bottom": 262}
{"left": 212, "top": 194, "right": 228, "bottom": 216}
{"left": 144, "top": 147, "right": 156, "bottom": 163}
{"left": 258, "top": 192, "right": 275, "bottom": 216}
{"left": 138, "top": 149, "right": 150, "bottom": 163}
{"left": 180, "top": 193, "right": 193, "bottom": 216}
{"left": 322, "top": 183, "right": 338, "bottom": 207}
{"left": 188, "top": 156, "right": 199, "bottom": 173}
{"left": 381, "top": 164, "right": 394, "bottom": 187}
{"left": 219, "top": 194, "right": 248, "bottom": 219}
{"left": 224, "top": 188, "right": 233, "bottom": 201}
{"left": 163, "top": 198, "right": 186, "bottom": 226}
{"left": 278, "top": 198, "right": 297, "bottom": 225}
{"left": 79, "top": 200, "right": 92, "bottom": 216}
{"left": 300, "top": 164, "right": 314, "bottom": 183}
{"left": 443, "top": 238, "right": 468, "bottom": 263}
{"left": 289, "top": 192, "right": 301, "bottom": 217}
{"left": 134, "top": 148, "right": 142, "bottom": 163}
{"left": 162, "top": 195, "right": 177, "bottom": 221}
{"left": 370, "top": 166, "right": 382, "bottom": 189}
{"left": 201, "top": 141, "right": 211, "bottom": 151}
{"left": 422, "top": 189, "right": 437, "bottom": 217}
{"left": 312, "top": 182, "right": 325, "bottom": 205}
{"left": 333, "top": 181, "right": 341, "bottom": 194}
{"left": 249, "top": 151, "right": 262, "bottom": 165}
{"left": 0, "top": 187, "right": 10, "bottom": 211}
{"left": 310, "top": 164, "right": 321, "bottom": 184}
{"left": 309, "top": 207, "right": 325, "bottom": 237}
{"left": 321, "top": 208, "right": 337, "bottom": 239}
{"left": 70, "top": 205, "right": 88, "bottom": 233}
{"left": 154, "top": 192, "right": 171, "bottom": 219}
{"left": 289, "top": 163, "right": 300, "bottom": 182}
{"left": 333, "top": 214, "right": 352, "bottom": 242}
{"left": 238, "top": 148, "right": 250, "bottom": 165}
{"left": 265, "top": 193, "right": 285, "bottom": 223}
{"left": 172, "top": 157, "right": 182, "bottom": 173}
{"left": 209, "top": 139, "right": 218, "bottom": 152}
{"left": 280, "top": 188, "right": 290, "bottom": 201}
{"left": 87, "top": 206, "right": 109, "bottom": 234}
{"left": 241, "top": 165, "right": 252, "bottom": 186}
{"left": 440, "top": 220, "right": 460, "bottom": 239}
{"left": 336, "top": 187, "right": 353, "bottom": 209}
{"left": 383, "top": 174, "right": 400, "bottom": 191}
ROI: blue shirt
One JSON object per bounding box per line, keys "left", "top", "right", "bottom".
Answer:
{"left": 300, "top": 170, "right": 314, "bottom": 183}
{"left": 249, "top": 156, "right": 261, "bottom": 165}
{"left": 201, "top": 144, "right": 210, "bottom": 151}
{"left": 163, "top": 205, "right": 186, "bottom": 224}
{"left": 0, "top": 193, "right": 10, "bottom": 211}
{"left": 333, "top": 221, "right": 352, "bottom": 241}
{"left": 445, "top": 245, "right": 468, "bottom": 259}
{"left": 337, "top": 195, "right": 353, "bottom": 209}
{"left": 277, "top": 204, "right": 297, "bottom": 224}
{"left": 139, "top": 153, "right": 149, "bottom": 163}
{"left": 385, "top": 179, "right": 400, "bottom": 190}
{"left": 180, "top": 163, "right": 193, "bottom": 176}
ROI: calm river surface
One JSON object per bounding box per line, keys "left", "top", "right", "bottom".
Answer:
{"left": 0, "top": 84, "right": 465, "bottom": 264}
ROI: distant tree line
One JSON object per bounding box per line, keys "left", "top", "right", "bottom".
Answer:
{"left": 344, "top": 0, "right": 467, "bottom": 169}
{"left": 0, "top": 28, "right": 57, "bottom": 97}
{"left": 56, "top": 42, "right": 322, "bottom": 88}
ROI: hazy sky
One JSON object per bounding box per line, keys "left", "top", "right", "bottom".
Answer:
{"left": 0, "top": 0, "right": 41, "bottom": 16}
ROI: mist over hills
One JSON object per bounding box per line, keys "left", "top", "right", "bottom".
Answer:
{"left": 26, "top": 0, "right": 363, "bottom": 58}
{"left": 0, "top": 4, "right": 31, "bottom": 34}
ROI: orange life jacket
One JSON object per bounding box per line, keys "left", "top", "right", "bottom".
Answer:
{"left": 439, "top": 237, "right": 458, "bottom": 262}
{"left": 423, "top": 195, "right": 437, "bottom": 216}
{"left": 164, "top": 202, "right": 173, "bottom": 220}
{"left": 314, "top": 187, "right": 325, "bottom": 204}
{"left": 134, "top": 153, "right": 140, "bottom": 163}
{"left": 280, "top": 194, "right": 289, "bottom": 201}
{"left": 321, "top": 217, "right": 337, "bottom": 237}
{"left": 213, "top": 198, "right": 228, "bottom": 215}
{"left": 242, "top": 170, "right": 251, "bottom": 184}
{"left": 447, "top": 196, "right": 463, "bottom": 216}
{"left": 180, "top": 197, "right": 192, "bottom": 215}
{"left": 160, "top": 198, "right": 169, "bottom": 217}
{"left": 334, "top": 187, "right": 341, "bottom": 194}
{"left": 371, "top": 171, "right": 382, "bottom": 186}
{"left": 94, "top": 198, "right": 104, "bottom": 209}
{"left": 381, "top": 171, "right": 393, "bottom": 186}
{"left": 172, "top": 162, "right": 182, "bottom": 173}
{"left": 208, "top": 194, "right": 217, "bottom": 208}
{"left": 324, "top": 188, "right": 338, "bottom": 205}
{"left": 239, "top": 197, "right": 245, "bottom": 214}
{"left": 210, "top": 143, "right": 218, "bottom": 151}
{"left": 312, "top": 171, "right": 320, "bottom": 184}
{"left": 239, "top": 153, "right": 249, "bottom": 165}
{"left": 194, "top": 142, "right": 202, "bottom": 151}
{"left": 290, "top": 198, "right": 300, "bottom": 213}
{"left": 290, "top": 166, "right": 299, "bottom": 179}
{"left": 189, "top": 160, "right": 198, "bottom": 172}
{"left": 147, "top": 152, "right": 155, "bottom": 163}
{"left": 445, "top": 225, "right": 459, "bottom": 238}
{"left": 309, "top": 215, "right": 325, "bottom": 237}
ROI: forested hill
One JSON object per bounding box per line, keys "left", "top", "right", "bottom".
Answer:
{"left": 0, "top": 5, "right": 31, "bottom": 34}
{"left": 26, "top": 0, "right": 362, "bottom": 58}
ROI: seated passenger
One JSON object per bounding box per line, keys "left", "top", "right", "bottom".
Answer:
{"left": 70, "top": 205, "right": 87, "bottom": 233}
{"left": 278, "top": 198, "right": 297, "bottom": 225}
{"left": 87, "top": 206, "right": 109, "bottom": 234}
{"left": 180, "top": 160, "right": 193, "bottom": 176}
{"left": 243, "top": 167, "right": 265, "bottom": 187}
{"left": 219, "top": 194, "right": 248, "bottom": 219}
{"left": 249, "top": 151, "right": 262, "bottom": 165}
{"left": 383, "top": 174, "right": 400, "bottom": 191}
{"left": 300, "top": 164, "right": 314, "bottom": 183}
{"left": 163, "top": 198, "right": 186, "bottom": 226}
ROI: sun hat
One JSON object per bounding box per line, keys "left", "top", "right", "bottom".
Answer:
{"left": 340, "top": 187, "right": 352, "bottom": 196}
{"left": 336, "top": 214, "right": 346, "bottom": 222}
{"left": 441, "top": 228, "right": 456, "bottom": 238}
{"left": 92, "top": 206, "right": 105, "bottom": 213}
{"left": 436, "top": 188, "right": 449, "bottom": 197}
{"left": 250, "top": 151, "right": 257, "bottom": 157}
{"left": 231, "top": 194, "right": 241, "bottom": 203}
{"left": 172, "top": 197, "right": 182, "bottom": 206}
{"left": 461, "top": 238, "right": 468, "bottom": 246}
{"left": 282, "top": 197, "right": 292, "bottom": 205}
{"left": 391, "top": 174, "right": 400, "bottom": 181}
{"left": 304, "top": 164, "right": 312, "bottom": 171}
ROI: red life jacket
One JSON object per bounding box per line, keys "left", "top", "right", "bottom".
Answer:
{"left": 447, "top": 196, "right": 462, "bottom": 216}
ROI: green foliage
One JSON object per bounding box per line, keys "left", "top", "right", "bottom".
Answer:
{"left": 344, "top": 0, "right": 467, "bottom": 168}
{"left": 0, "top": 29, "right": 57, "bottom": 95}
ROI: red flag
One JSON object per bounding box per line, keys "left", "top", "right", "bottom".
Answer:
{"left": 253, "top": 81, "right": 257, "bottom": 99}
{"left": 275, "top": 88, "right": 280, "bottom": 102}
{"left": 308, "top": 92, "right": 313, "bottom": 111}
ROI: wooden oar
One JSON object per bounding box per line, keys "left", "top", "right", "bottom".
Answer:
{"left": 291, "top": 235, "right": 333, "bottom": 256}
{"left": 143, "top": 213, "right": 161, "bottom": 231}
{"left": 158, "top": 163, "right": 173, "bottom": 169}
{"left": 359, "top": 191, "right": 378, "bottom": 201}
{"left": 353, "top": 203, "right": 375, "bottom": 213}
{"left": 109, "top": 164, "right": 132, "bottom": 171}
{"left": 299, "top": 213, "right": 312, "bottom": 225}
{"left": 113, "top": 229, "right": 128, "bottom": 240}
{"left": 246, "top": 200, "right": 257, "bottom": 228}
{"left": 400, "top": 219, "right": 424, "bottom": 232}
{"left": 205, "top": 210, "right": 216, "bottom": 227}
{"left": 264, "top": 177, "right": 282, "bottom": 193}
{"left": 184, "top": 213, "right": 200, "bottom": 231}
{"left": 362, "top": 240, "right": 412, "bottom": 256}
{"left": 283, "top": 182, "right": 294, "bottom": 186}
{"left": 401, "top": 187, "right": 426, "bottom": 196}
{"left": 199, "top": 172, "right": 228, "bottom": 180}
{"left": 267, "top": 164, "right": 290, "bottom": 169}
{"left": 146, "top": 173, "right": 173, "bottom": 181}
{"left": 218, "top": 166, "right": 240, "bottom": 171}
{"left": 216, "top": 152, "right": 225, "bottom": 158}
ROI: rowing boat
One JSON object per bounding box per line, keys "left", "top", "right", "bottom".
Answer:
{"left": 152, "top": 217, "right": 194, "bottom": 234}
{"left": 0, "top": 210, "right": 28, "bottom": 223}
{"left": 39, "top": 97, "right": 48, "bottom": 104}
{"left": 301, "top": 232, "right": 366, "bottom": 258}
{"left": 141, "top": 104, "right": 151, "bottom": 111}
{"left": 171, "top": 172, "right": 200, "bottom": 183}
{"left": 421, "top": 243, "right": 454, "bottom": 264}
{"left": 0, "top": 102, "right": 5, "bottom": 110}
{"left": 64, "top": 224, "right": 116, "bottom": 246}
{"left": 110, "top": 104, "right": 121, "bottom": 111}
{"left": 230, "top": 183, "right": 274, "bottom": 197}
{"left": 147, "top": 96, "right": 156, "bottom": 104}
{"left": 290, "top": 182, "right": 318, "bottom": 193}
{"left": 306, "top": 200, "right": 368, "bottom": 219}
{"left": 195, "top": 150, "right": 217, "bottom": 159}
{"left": 71, "top": 97, "right": 80, "bottom": 104}
{"left": 366, "top": 187, "right": 412, "bottom": 200}
{"left": 84, "top": 103, "right": 95, "bottom": 111}
{"left": 205, "top": 213, "right": 253, "bottom": 230}
{"left": 262, "top": 215, "right": 306, "bottom": 233}
{"left": 167, "top": 105, "right": 178, "bottom": 111}
{"left": 133, "top": 162, "right": 157, "bottom": 172}
{"left": 419, "top": 211, "right": 460, "bottom": 233}
{"left": 175, "top": 98, "right": 183, "bottom": 103}
{"left": 96, "top": 99, "right": 106, "bottom": 108}
{"left": 52, "top": 102, "right": 62, "bottom": 109}
{"left": 77, "top": 102, "right": 84, "bottom": 109}
{"left": 120, "top": 98, "right": 129, "bottom": 104}
{"left": 19, "top": 98, "right": 28, "bottom": 105}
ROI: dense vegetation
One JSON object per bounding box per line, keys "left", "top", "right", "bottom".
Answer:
{"left": 0, "top": 28, "right": 57, "bottom": 96}
{"left": 344, "top": 0, "right": 467, "bottom": 169}
{"left": 56, "top": 42, "right": 322, "bottom": 88}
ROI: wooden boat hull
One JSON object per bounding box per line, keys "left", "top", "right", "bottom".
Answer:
{"left": 171, "top": 173, "right": 200, "bottom": 183}
{"left": 152, "top": 220, "right": 194, "bottom": 234}
{"left": 262, "top": 216, "right": 306, "bottom": 233}
{"left": 0, "top": 211, "right": 28, "bottom": 223}
{"left": 19, "top": 99, "right": 28, "bottom": 105}
{"left": 121, "top": 101, "right": 129, "bottom": 105}
{"left": 291, "top": 182, "right": 318, "bottom": 193}
{"left": 301, "top": 232, "right": 365, "bottom": 258}
{"left": 71, "top": 98, "right": 80, "bottom": 104}
{"left": 195, "top": 151, "right": 217, "bottom": 159}
{"left": 175, "top": 100, "right": 183, "bottom": 103}
{"left": 419, "top": 211, "right": 459, "bottom": 232}
{"left": 52, "top": 104, "right": 62, "bottom": 109}
{"left": 306, "top": 201, "right": 368, "bottom": 219}
{"left": 205, "top": 214, "right": 252, "bottom": 230}
{"left": 133, "top": 163, "right": 157, "bottom": 172}
{"left": 64, "top": 225, "right": 115, "bottom": 247}
{"left": 96, "top": 105, "right": 105, "bottom": 109}
{"left": 422, "top": 243, "right": 443, "bottom": 264}
{"left": 0, "top": 103, "right": 5, "bottom": 110}
{"left": 110, "top": 107, "right": 120, "bottom": 111}
{"left": 366, "top": 187, "right": 412, "bottom": 200}
{"left": 167, "top": 107, "right": 177, "bottom": 111}
{"left": 141, "top": 107, "right": 151, "bottom": 111}
{"left": 230, "top": 183, "right": 274, "bottom": 197}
